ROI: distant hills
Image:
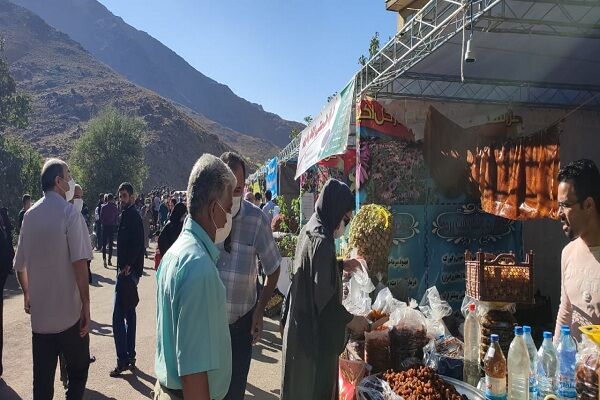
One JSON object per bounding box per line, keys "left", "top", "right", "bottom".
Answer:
{"left": 1, "top": 0, "right": 229, "bottom": 189}
{"left": 12, "top": 0, "right": 304, "bottom": 148}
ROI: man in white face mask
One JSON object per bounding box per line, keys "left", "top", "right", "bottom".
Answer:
{"left": 217, "top": 152, "right": 282, "bottom": 400}
{"left": 154, "top": 154, "right": 235, "bottom": 400}
{"left": 14, "top": 158, "right": 92, "bottom": 398}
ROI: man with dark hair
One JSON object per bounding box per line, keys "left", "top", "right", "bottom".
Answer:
{"left": 110, "top": 182, "right": 145, "bottom": 377}
{"left": 94, "top": 194, "right": 104, "bottom": 251}
{"left": 18, "top": 194, "right": 32, "bottom": 232}
{"left": 14, "top": 158, "right": 92, "bottom": 398}
{"left": 555, "top": 159, "right": 600, "bottom": 341}
{"left": 100, "top": 193, "right": 118, "bottom": 267}
{"left": 254, "top": 192, "right": 264, "bottom": 209}
{"left": 0, "top": 203, "right": 15, "bottom": 376}
{"left": 262, "top": 190, "right": 277, "bottom": 224}
{"left": 218, "top": 152, "right": 281, "bottom": 400}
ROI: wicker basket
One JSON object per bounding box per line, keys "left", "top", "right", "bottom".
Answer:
{"left": 465, "top": 250, "right": 534, "bottom": 304}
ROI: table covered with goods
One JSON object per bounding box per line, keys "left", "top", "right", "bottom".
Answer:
{"left": 339, "top": 239, "right": 600, "bottom": 400}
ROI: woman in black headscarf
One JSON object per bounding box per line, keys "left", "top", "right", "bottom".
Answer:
{"left": 157, "top": 202, "right": 187, "bottom": 256}
{"left": 281, "top": 179, "right": 370, "bottom": 400}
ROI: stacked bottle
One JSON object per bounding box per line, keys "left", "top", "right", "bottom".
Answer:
{"left": 484, "top": 334, "right": 507, "bottom": 400}
{"left": 556, "top": 326, "right": 577, "bottom": 400}
{"left": 508, "top": 326, "right": 530, "bottom": 400}
{"left": 464, "top": 303, "right": 481, "bottom": 387}
{"left": 536, "top": 331, "right": 558, "bottom": 399}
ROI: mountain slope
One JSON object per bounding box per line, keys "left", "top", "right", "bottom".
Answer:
{"left": 0, "top": 0, "right": 231, "bottom": 190}
{"left": 12, "top": 0, "right": 304, "bottom": 147}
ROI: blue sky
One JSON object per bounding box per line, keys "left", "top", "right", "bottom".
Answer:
{"left": 97, "top": 0, "right": 397, "bottom": 123}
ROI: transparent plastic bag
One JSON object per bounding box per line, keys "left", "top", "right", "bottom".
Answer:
{"left": 339, "top": 357, "right": 369, "bottom": 400}
{"left": 419, "top": 286, "right": 452, "bottom": 340}
{"left": 576, "top": 333, "right": 600, "bottom": 399}
{"left": 372, "top": 288, "right": 404, "bottom": 316}
{"left": 387, "top": 299, "right": 428, "bottom": 371}
{"left": 365, "top": 330, "right": 391, "bottom": 374}
{"left": 356, "top": 375, "right": 403, "bottom": 400}
{"left": 343, "top": 261, "right": 376, "bottom": 316}
{"left": 423, "top": 336, "right": 465, "bottom": 380}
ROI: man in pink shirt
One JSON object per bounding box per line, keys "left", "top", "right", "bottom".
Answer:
{"left": 555, "top": 159, "right": 600, "bottom": 341}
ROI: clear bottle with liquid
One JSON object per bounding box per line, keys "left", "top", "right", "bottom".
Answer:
{"left": 485, "top": 334, "right": 507, "bottom": 400}
{"left": 464, "top": 303, "right": 481, "bottom": 387}
{"left": 556, "top": 326, "right": 577, "bottom": 399}
{"left": 536, "top": 331, "right": 558, "bottom": 400}
{"left": 508, "top": 326, "right": 530, "bottom": 400}
{"left": 523, "top": 326, "right": 538, "bottom": 398}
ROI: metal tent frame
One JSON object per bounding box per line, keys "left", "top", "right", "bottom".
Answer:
{"left": 357, "top": 0, "right": 600, "bottom": 108}
{"left": 250, "top": 0, "right": 600, "bottom": 177}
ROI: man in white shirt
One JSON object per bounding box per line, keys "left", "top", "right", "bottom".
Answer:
{"left": 262, "top": 190, "right": 278, "bottom": 226}
{"left": 14, "top": 158, "right": 93, "bottom": 399}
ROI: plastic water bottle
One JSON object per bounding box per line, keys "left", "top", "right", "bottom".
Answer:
{"left": 556, "top": 325, "right": 577, "bottom": 399}
{"left": 484, "top": 334, "right": 507, "bottom": 400}
{"left": 523, "top": 326, "right": 538, "bottom": 398}
{"left": 536, "top": 331, "right": 558, "bottom": 400}
{"left": 508, "top": 326, "right": 530, "bottom": 400}
{"left": 464, "top": 303, "right": 481, "bottom": 387}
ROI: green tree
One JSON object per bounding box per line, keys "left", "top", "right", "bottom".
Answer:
{"left": 0, "top": 37, "right": 37, "bottom": 231}
{"left": 0, "top": 38, "right": 30, "bottom": 131}
{"left": 70, "top": 107, "right": 147, "bottom": 207}
{"left": 358, "top": 32, "right": 380, "bottom": 66}
{"left": 289, "top": 115, "right": 313, "bottom": 140}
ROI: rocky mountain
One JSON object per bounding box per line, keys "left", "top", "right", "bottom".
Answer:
{"left": 0, "top": 0, "right": 232, "bottom": 190}
{"left": 12, "top": 0, "right": 304, "bottom": 147}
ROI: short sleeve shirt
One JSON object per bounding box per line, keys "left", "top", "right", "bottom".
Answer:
{"left": 217, "top": 200, "right": 281, "bottom": 323}
{"left": 13, "top": 191, "right": 93, "bottom": 334}
{"left": 155, "top": 218, "right": 231, "bottom": 400}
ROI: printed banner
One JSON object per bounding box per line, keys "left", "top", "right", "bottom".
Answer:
{"left": 266, "top": 157, "right": 278, "bottom": 198}
{"left": 295, "top": 79, "right": 355, "bottom": 179}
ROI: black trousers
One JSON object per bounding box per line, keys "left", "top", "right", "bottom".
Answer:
{"left": 33, "top": 321, "right": 90, "bottom": 400}
{"left": 0, "top": 273, "right": 7, "bottom": 376}
{"left": 102, "top": 225, "right": 115, "bottom": 262}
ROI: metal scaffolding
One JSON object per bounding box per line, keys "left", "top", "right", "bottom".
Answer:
{"left": 357, "top": 0, "right": 600, "bottom": 105}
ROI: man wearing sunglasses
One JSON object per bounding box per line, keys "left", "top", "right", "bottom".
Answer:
{"left": 555, "top": 159, "right": 600, "bottom": 341}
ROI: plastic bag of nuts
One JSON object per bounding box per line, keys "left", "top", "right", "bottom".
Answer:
{"left": 576, "top": 331, "right": 600, "bottom": 400}
{"left": 364, "top": 330, "right": 391, "bottom": 374}
{"left": 383, "top": 366, "right": 468, "bottom": 400}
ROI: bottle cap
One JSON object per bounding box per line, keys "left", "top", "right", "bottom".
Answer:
{"left": 543, "top": 331, "right": 553, "bottom": 339}
{"left": 490, "top": 334, "right": 499, "bottom": 342}
{"left": 469, "top": 303, "right": 476, "bottom": 312}
{"left": 523, "top": 325, "right": 532, "bottom": 333}
{"left": 514, "top": 326, "right": 523, "bottom": 335}
{"left": 561, "top": 326, "right": 571, "bottom": 335}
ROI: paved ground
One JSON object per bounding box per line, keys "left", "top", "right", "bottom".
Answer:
{"left": 0, "top": 245, "right": 283, "bottom": 399}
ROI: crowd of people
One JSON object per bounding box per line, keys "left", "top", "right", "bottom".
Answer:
{"left": 0, "top": 153, "right": 598, "bottom": 400}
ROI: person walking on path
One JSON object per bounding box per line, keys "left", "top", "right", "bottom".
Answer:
{"left": 0, "top": 204, "right": 15, "bottom": 377}
{"left": 154, "top": 154, "right": 234, "bottom": 400}
{"left": 100, "top": 194, "right": 118, "bottom": 267}
{"left": 262, "top": 191, "right": 277, "bottom": 224}
{"left": 157, "top": 202, "right": 187, "bottom": 257}
{"left": 280, "top": 179, "right": 370, "bottom": 400}
{"left": 14, "top": 158, "right": 92, "bottom": 400}
{"left": 94, "top": 194, "right": 104, "bottom": 251}
{"left": 142, "top": 199, "right": 153, "bottom": 258}
{"left": 218, "top": 152, "right": 281, "bottom": 400}
{"left": 110, "top": 182, "right": 145, "bottom": 377}
{"left": 18, "top": 194, "right": 32, "bottom": 233}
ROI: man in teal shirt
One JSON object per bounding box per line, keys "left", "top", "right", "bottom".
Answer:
{"left": 154, "top": 154, "right": 236, "bottom": 400}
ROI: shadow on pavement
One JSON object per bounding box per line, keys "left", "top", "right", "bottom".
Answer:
{"left": 252, "top": 344, "right": 278, "bottom": 364}
{"left": 2, "top": 274, "right": 22, "bottom": 300}
{"left": 90, "top": 320, "right": 112, "bottom": 337}
{"left": 0, "top": 379, "right": 22, "bottom": 400}
{"left": 91, "top": 275, "right": 116, "bottom": 288}
{"left": 84, "top": 388, "right": 117, "bottom": 399}
{"left": 245, "top": 383, "right": 279, "bottom": 400}
{"left": 117, "top": 367, "right": 154, "bottom": 399}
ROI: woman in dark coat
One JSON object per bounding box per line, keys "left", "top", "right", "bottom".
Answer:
{"left": 281, "top": 179, "right": 370, "bottom": 400}
{"left": 157, "top": 202, "right": 187, "bottom": 256}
